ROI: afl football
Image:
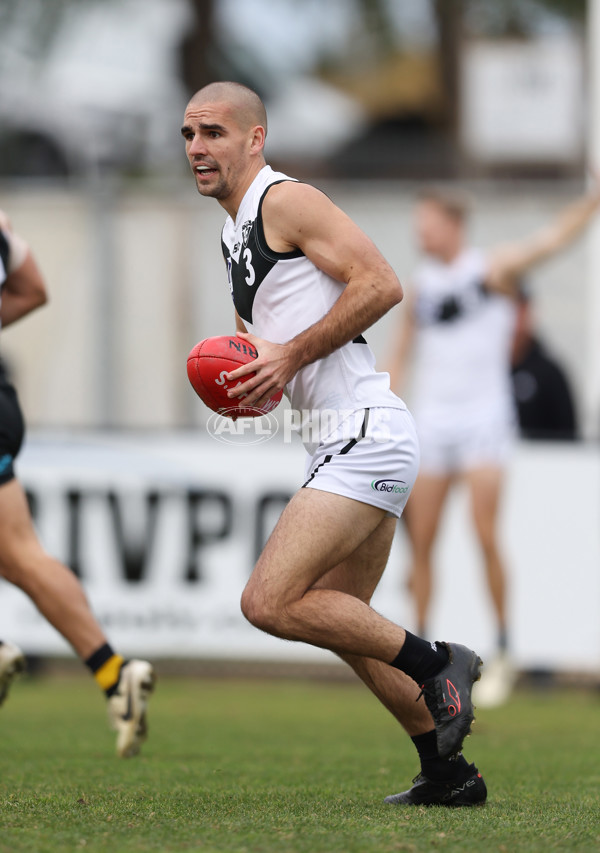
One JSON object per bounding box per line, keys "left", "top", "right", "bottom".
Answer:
{"left": 187, "top": 335, "right": 283, "bottom": 418}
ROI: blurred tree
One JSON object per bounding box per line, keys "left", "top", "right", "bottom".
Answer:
{"left": 178, "top": 0, "right": 272, "bottom": 101}
{"left": 354, "top": 0, "right": 397, "bottom": 58}
{"left": 180, "top": 0, "right": 215, "bottom": 94}
{"left": 432, "top": 0, "right": 465, "bottom": 139}
{"left": 465, "top": 0, "right": 585, "bottom": 37}
{"left": 541, "top": 0, "right": 585, "bottom": 18}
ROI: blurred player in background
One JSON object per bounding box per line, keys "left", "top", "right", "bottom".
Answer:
{"left": 387, "top": 181, "right": 600, "bottom": 707}
{"left": 511, "top": 287, "right": 578, "bottom": 441}
{"left": 182, "top": 81, "right": 486, "bottom": 807}
{"left": 0, "top": 210, "right": 154, "bottom": 757}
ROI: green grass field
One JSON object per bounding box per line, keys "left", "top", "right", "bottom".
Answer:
{"left": 0, "top": 673, "right": 598, "bottom": 853}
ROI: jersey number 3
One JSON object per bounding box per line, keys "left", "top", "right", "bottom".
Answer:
{"left": 243, "top": 248, "right": 255, "bottom": 286}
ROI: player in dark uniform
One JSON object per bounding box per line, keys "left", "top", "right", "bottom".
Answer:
{"left": 0, "top": 210, "right": 154, "bottom": 757}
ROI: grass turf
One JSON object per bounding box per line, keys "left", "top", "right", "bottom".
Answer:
{"left": 0, "top": 674, "right": 598, "bottom": 852}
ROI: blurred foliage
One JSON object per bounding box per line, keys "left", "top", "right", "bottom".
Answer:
{"left": 465, "top": 0, "right": 586, "bottom": 38}
{"left": 355, "top": 0, "right": 398, "bottom": 56}
{"left": 540, "top": 0, "right": 586, "bottom": 18}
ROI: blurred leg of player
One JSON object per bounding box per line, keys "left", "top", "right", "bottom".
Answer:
{"left": 467, "top": 466, "right": 516, "bottom": 708}
{"left": 0, "top": 477, "right": 154, "bottom": 756}
{"left": 404, "top": 473, "right": 453, "bottom": 636}
{"left": 241, "top": 488, "right": 485, "bottom": 806}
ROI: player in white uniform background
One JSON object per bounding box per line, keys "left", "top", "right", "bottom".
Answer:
{"left": 387, "top": 184, "right": 600, "bottom": 707}
{"left": 183, "top": 81, "right": 486, "bottom": 807}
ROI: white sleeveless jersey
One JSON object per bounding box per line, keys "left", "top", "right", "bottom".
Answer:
{"left": 411, "top": 247, "right": 516, "bottom": 428}
{"left": 221, "top": 166, "right": 404, "bottom": 448}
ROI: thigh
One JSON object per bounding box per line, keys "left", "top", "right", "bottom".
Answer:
{"left": 465, "top": 466, "right": 504, "bottom": 539}
{"left": 247, "top": 487, "right": 388, "bottom": 606}
{"left": 0, "top": 478, "right": 44, "bottom": 572}
{"left": 404, "top": 472, "right": 453, "bottom": 551}
{"left": 312, "top": 514, "right": 397, "bottom": 604}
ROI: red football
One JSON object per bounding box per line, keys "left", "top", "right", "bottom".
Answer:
{"left": 186, "top": 335, "right": 283, "bottom": 419}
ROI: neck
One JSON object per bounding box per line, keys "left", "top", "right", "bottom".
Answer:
{"left": 437, "top": 241, "right": 463, "bottom": 264}
{"left": 220, "top": 160, "right": 267, "bottom": 220}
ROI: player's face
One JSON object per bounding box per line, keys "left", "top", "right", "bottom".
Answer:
{"left": 181, "top": 101, "right": 253, "bottom": 202}
{"left": 414, "top": 201, "right": 462, "bottom": 259}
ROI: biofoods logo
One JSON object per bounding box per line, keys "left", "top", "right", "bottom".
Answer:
{"left": 206, "top": 408, "right": 279, "bottom": 445}
{"left": 371, "top": 478, "right": 409, "bottom": 495}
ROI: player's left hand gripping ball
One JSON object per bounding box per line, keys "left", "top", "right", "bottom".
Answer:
{"left": 187, "top": 335, "right": 283, "bottom": 419}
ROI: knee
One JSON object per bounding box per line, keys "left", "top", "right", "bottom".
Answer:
{"left": 0, "top": 552, "right": 28, "bottom": 586}
{"left": 240, "top": 584, "right": 287, "bottom": 637}
{"left": 0, "top": 544, "right": 46, "bottom": 588}
{"left": 477, "top": 530, "right": 501, "bottom": 565}
{"left": 409, "top": 528, "right": 436, "bottom": 563}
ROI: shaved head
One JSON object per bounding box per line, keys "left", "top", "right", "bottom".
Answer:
{"left": 189, "top": 82, "right": 267, "bottom": 135}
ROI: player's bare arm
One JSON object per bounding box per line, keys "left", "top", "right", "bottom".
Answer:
{"left": 0, "top": 245, "right": 47, "bottom": 328}
{"left": 486, "top": 177, "right": 600, "bottom": 294}
{"left": 227, "top": 181, "right": 403, "bottom": 406}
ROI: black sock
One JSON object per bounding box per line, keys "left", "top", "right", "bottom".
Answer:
{"left": 412, "top": 730, "right": 469, "bottom": 782}
{"left": 498, "top": 628, "right": 508, "bottom": 653}
{"left": 84, "top": 643, "right": 124, "bottom": 697}
{"left": 389, "top": 631, "right": 449, "bottom": 683}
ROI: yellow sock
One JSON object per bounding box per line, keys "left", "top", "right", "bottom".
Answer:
{"left": 94, "top": 654, "right": 124, "bottom": 694}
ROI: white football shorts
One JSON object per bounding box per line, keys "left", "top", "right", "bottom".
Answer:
{"left": 303, "top": 407, "right": 420, "bottom": 518}
{"left": 416, "top": 411, "right": 516, "bottom": 476}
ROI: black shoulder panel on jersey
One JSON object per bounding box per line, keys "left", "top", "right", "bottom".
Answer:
{"left": 223, "top": 217, "right": 279, "bottom": 326}
{"left": 255, "top": 180, "right": 304, "bottom": 263}
{"left": 223, "top": 180, "right": 308, "bottom": 325}
{"left": 0, "top": 230, "right": 10, "bottom": 282}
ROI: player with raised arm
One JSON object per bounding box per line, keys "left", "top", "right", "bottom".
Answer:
{"left": 387, "top": 182, "right": 600, "bottom": 707}
{"left": 0, "top": 210, "right": 154, "bottom": 757}
{"left": 182, "top": 81, "right": 486, "bottom": 806}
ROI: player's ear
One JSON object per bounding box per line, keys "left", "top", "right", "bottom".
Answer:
{"left": 249, "top": 125, "right": 265, "bottom": 154}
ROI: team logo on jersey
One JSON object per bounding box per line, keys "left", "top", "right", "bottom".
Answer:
{"left": 241, "top": 220, "right": 253, "bottom": 246}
